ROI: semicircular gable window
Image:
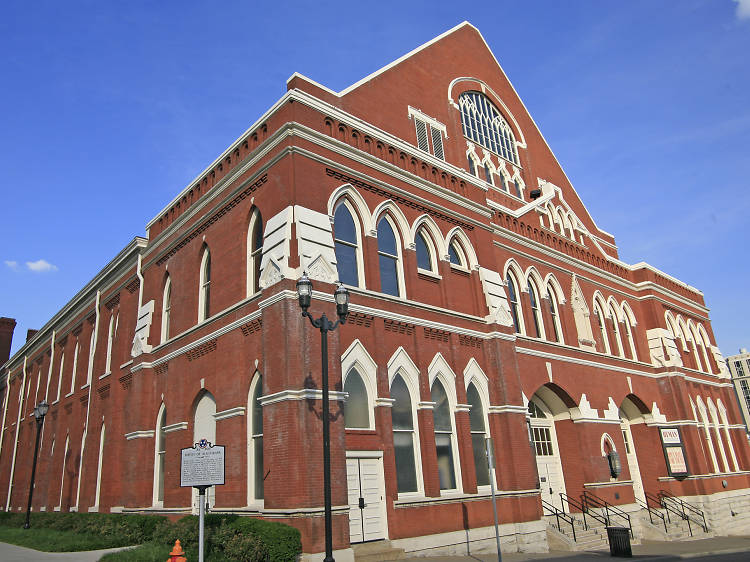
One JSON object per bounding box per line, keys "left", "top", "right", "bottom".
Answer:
{"left": 459, "top": 91, "right": 519, "bottom": 165}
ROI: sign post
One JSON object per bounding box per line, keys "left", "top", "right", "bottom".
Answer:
{"left": 486, "top": 437, "right": 502, "bottom": 562}
{"left": 181, "top": 439, "right": 225, "bottom": 562}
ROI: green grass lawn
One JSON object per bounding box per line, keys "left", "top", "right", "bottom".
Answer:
{"left": 0, "top": 526, "right": 133, "bottom": 552}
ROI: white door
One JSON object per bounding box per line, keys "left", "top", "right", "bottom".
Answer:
{"left": 346, "top": 456, "right": 386, "bottom": 543}
{"left": 621, "top": 424, "right": 646, "bottom": 504}
{"left": 530, "top": 423, "right": 567, "bottom": 511}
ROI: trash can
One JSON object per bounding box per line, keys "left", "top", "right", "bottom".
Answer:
{"left": 606, "top": 526, "right": 632, "bottom": 557}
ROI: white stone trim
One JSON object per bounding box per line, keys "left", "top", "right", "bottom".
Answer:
{"left": 214, "top": 407, "right": 245, "bottom": 421}
{"left": 259, "top": 389, "right": 348, "bottom": 406}
{"left": 125, "top": 430, "right": 155, "bottom": 440}
{"left": 375, "top": 397, "right": 395, "bottom": 407}
{"left": 417, "top": 401, "right": 436, "bottom": 410}
{"left": 163, "top": 422, "right": 188, "bottom": 433}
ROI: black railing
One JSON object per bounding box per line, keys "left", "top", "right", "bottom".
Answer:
{"left": 560, "top": 492, "right": 607, "bottom": 531}
{"left": 659, "top": 490, "right": 709, "bottom": 534}
{"left": 581, "top": 491, "right": 633, "bottom": 538}
{"left": 635, "top": 496, "right": 668, "bottom": 533}
{"left": 542, "top": 498, "right": 577, "bottom": 542}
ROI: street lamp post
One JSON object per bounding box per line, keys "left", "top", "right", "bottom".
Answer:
{"left": 24, "top": 399, "right": 49, "bottom": 529}
{"left": 296, "top": 273, "right": 349, "bottom": 562}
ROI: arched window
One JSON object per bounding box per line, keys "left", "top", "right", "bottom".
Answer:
{"left": 458, "top": 91, "right": 519, "bottom": 165}
{"left": 193, "top": 391, "right": 217, "bottom": 510}
{"left": 498, "top": 172, "right": 508, "bottom": 192}
{"left": 431, "top": 379, "right": 457, "bottom": 491}
{"left": 86, "top": 327, "right": 96, "bottom": 386}
{"left": 697, "top": 327, "right": 712, "bottom": 374}
{"left": 344, "top": 369, "right": 369, "bottom": 429}
{"left": 547, "top": 288, "right": 563, "bottom": 343}
{"left": 390, "top": 374, "right": 418, "bottom": 493}
{"left": 415, "top": 229, "right": 436, "bottom": 273}
{"left": 94, "top": 423, "right": 105, "bottom": 507}
{"left": 56, "top": 352, "right": 64, "bottom": 402}
{"left": 447, "top": 238, "right": 467, "bottom": 268}
{"left": 334, "top": 202, "right": 361, "bottom": 287}
{"left": 377, "top": 217, "right": 402, "bottom": 297}
{"left": 594, "top": 303, "right": 610, "bottom": 354}
{"left": 249, "top": 375, "right": 263, "bottom": 502}
{"left": 467, "top": 382, "right": 490, "bottom": 487}
{"left": 154, "top": 406, "right": 166, "bottom": 506}
{"left": 105, "top": 315, "right": 114, "bottom": 373}
{"left": 623, "top": 312, "right": 637, "bottom": 361}
{"left": 467, "top": 152, "right": 479, "bottom": 177}
{"left": 483, "top": 161, "right": 494, "bottom": 185}
{"left": 70, "top": 341, "right": 79, "bottom": 394}
{"left": 528, "top": 280, "right": 543, "bottom": 339}
{"left": 689, "top": 326, "right": 704, "bottom": 372}
{"left": 506, "top": 273, "right": 523, "bottom": 334}
{"left": 247, "top": 208, "right": 263, "bottom": 296}
{"left": 161, "top": 276, "right": 172, "bottom": 344}
{"left": 609, "top": 305, "right": 625, "bottom": 357}
{"left": 513, "top": 178, "right": 523, "bottom": 199}
{"left": 198, "top": 247, "right": 211, "bottom": 322}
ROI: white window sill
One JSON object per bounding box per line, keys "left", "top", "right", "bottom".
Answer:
{"left": 449, "top": 264, "right": 471, "bottom": 274}
{"left": 52, "top": 399, "right": 59, "bottom": 406}
{"left": 99, "top": 372, "right": 111, "bottom": 380}
{"left": 81, "top": 383, "right": 90, "bottom": 390}
{"left": 65, "top": 392, "right": 74, "bottom": 398}
{"left": 417, "top": 268, "right": 441, "bottom": 280}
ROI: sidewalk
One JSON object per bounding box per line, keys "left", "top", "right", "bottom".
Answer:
{"left": 0, "top": 542, "right": 135, "bottom": 561}
{"left": 407, "top": 535, "right": 750, "bottom": 561}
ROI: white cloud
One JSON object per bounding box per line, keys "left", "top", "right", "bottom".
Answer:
{"left": 25, "top": 259, "right": 58, "bottom": 273}
{"left": 735, "top": 0, "right": 750, "bottom": 20}
{"left": 4, "top": 260, "right": 19, "bottom": 271}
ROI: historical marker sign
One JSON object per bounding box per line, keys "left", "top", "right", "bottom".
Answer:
{"left": 180, "top": 440, "right": 225, "bottom": 487}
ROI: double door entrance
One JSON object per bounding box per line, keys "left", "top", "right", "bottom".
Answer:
{"left": 346, "top": 455, "right": 387, "bottom": 543}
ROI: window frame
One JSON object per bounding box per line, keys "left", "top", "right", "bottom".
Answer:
{"left": 161, "top": 276, "right": 172, "bottom": 344}
{"left": 333, "top": 199, "right": 365, "bottom": 289}
{"left": 376, "top": 214, "right": 405, "bottom": 298}
{"left": 248, "top": 374, "right": 264, "bottom": 505}
{"left": 458, "top": 91, "right": 520, "bottom": 165}
{"left": 247, "top": 208, "right": 264, "bottom": 297}
{"left": 390, "top": 372, "right": 424, "bottom": 497}
{"left": 198, "top": 247, "right": 211, "bottom": 323}
{"left": 506, "top": 272, "right": 524, "bottom": 334}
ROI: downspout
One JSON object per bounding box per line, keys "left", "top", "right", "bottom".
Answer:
{"left": 6, "top": 357, "right": 27, "bottom": 511}
{"left": 75, "top": 291, "right": 100, "bottom": 509}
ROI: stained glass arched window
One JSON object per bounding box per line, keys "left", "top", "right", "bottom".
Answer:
{"left": 459, "top": 91, "right": 519, "bottom": 165}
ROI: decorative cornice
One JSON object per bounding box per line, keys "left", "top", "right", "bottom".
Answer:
{"left": 125, "top": 430, "right": 155, "bottom": 440}
{"left": 259, "top": 389, "right": 348, "bottom": 407}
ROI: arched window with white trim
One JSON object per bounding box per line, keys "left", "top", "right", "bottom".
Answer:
{"left": 333, "top": 201, "right": 362, "bottom": 288}
{"left": 622, "top": 304, "right": 638, "bottom": 360}
{"left": 248, "top": 374, "right": 263, "bottom": 503}
{"left": 86, "top": 327, "right": 96, "bottom": 386}
{"left": 431, "top": 378, "right": 458, "bottom": 491}
{"left": 377, "top": 216, "right": 403, "bottom": 297}
{"left": 198, "top": 247, "right": 211, "bottom": 322}
{"left": 547, "top": 287, "right": 563, "bottom": 343}
{"left": 69, "top": 341, "right": 79, "bottom": 394}
{"left": 56, "top": 352, "right": 65, "bottom": 402}
{"left": 104, "top": 315, "right": 114, "bottom": 373}
{"left": 390, "top": 374, "right": 419, "bottom": 494}
{"left": 458, "top": 91, "right": 519, "bottom": 165}
{"left": 247, "top": 208, "right": 263, "bottom": 296}
{"left": 447, "top": 238, "right": 467, "bottom": 268}
{"left": 528, "top": 279, "right": 544, "bottom": 339}
{"left": 697, "top": 325, "right": 713, "bottom": 374}
{"left": 467, "top": 382, "right": 490, "bottom": 487}
{"left": 343, "top": 368, "right": 369, "bottom": 429}
{"left": 415, "top": 228, "right": 437, "bottom": 273}
{"left": 94, "top": 424, "right": 105, "bottom": 508}
{"left": 506, "top": 272, "right": 523, "bottom": 334}
{"left": 609, "top": 304, "right": 625, "bottom": 357}
{"left": 153, "top": 405, "right": 166, "bottom": 506}
{"left": 594, "top": 302, "right": 610, "bottom": 354}
{"left": 161, "top": 276, "right": 172, "bottom": 344}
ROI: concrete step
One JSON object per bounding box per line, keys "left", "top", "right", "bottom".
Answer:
{"left": 353, "top": 539, "right": 406, "bottom": 561}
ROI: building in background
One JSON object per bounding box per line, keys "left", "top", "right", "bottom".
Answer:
{"left": 1, "top": 22, "right": 749, "bottom": 559}
{"left": 727, "top": 349, "right": 750, "bottom": 433}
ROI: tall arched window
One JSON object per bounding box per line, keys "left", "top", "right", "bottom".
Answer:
{"left": 247, "top": 209, "right": 263, "bottom": 296}
{"left": 154, "top": 406, "right": 166, "bottom": 506}
{"left": 161, "top": 276, "right": 172, "bottom": 343}
{"left": 506, "top": 273, "right": 523, "bottom": 334}
{"left": 94, "top": 424, "right": 105, "bottom": 508}
{"left": 86, "top": 327, "right": 96, "bottom": 386}
{"left": 344, "top": 369, "right": 369, "bottom": 429}
{"left": 594, "top": 303, "right": 610, "bottom": 354}
{"left": 528, "top": 280, "right": 543, "bottom": 339}
{"left": 467, "top": 382, "right": 490, "bottom": 487}
{"left": 448, "top": 239, "right": 467, "bottom": 268}
{"left": 547, "top": 288, "right": 563, "bottom": 343}
{"left": 377, "top": 217, "right": 402, "bottom": 297}
{"left": 249, "top": 376, "right": 263, "bottom": 502}
{"left": 415, "top": 229, "right": 436, "bottom": 273}
{"left": 390, "top": 375, "right": 418, "bottom": 493}
{"left": 431, "top": 379, "right": 457, "bottom": 491}
{"left": 609, "top": 305, "right": 625, "bottom": 357}
{"left": 105, "top": 315, "right": 114, "bottom": 373}
{"left": 623, "top": 312, "right": 638, "bottom": 361}
{"left": 69, "top": 341, "right": 79, "bottom": 394}
{"left": 334, "top": 202, "right": 361, "bottom": 287}
{"left": 198, "top": 247, "right": 211, "bottom": 322}
{"left": 193, "top": 391, "right": 217, "bottom": 510}
{"left": 458, "top": 91, "right": 519, "bottom": 165}
{"left": 56, "top": 352, "right": 64, "bottom": 402}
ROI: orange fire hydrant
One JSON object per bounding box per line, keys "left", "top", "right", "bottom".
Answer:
{"left": 167, "top": 539, "right": 187, "bottom": 562}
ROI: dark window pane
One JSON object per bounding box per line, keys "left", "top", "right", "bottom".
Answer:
{"left": 431, "top": 380, "right": 452, "bottom": 432}
{"left": 379, "top": 255, "right": 399, "bottom": 296}
{"left": 472, "top": 434, "right": 490, "bottom": 486}
{"left": 377, "top": 218, "right": 397, "bottom": 255}
{"left": 467, "top": 384, "right": 485, "bottom": 432}
{"left": 416, "top": 233, "right": 432, "bottom": 270}
{"left": 252, "top": 380, "right": 263, "bottom": 434}
{"left": 344, "top": 369, "right": 369, "bottom": 428}
{"left": 390, "top": 376, "right": 413, "bottom": 430}
{"left": 254, "top": 437, "right": 264, "bottom": 499}
{"left": 334, "top": 205, "right": 357, "bottom": 244}
{"left": 394, "top": 432, "right": 418, "bottom": 493}
{"left": 335, "top": 242, "right": 359, "bottom": 286}
{"left": 252, "top": 215, "right": 263, "bottom": 251}
{"left": 435, "top": 433, "right": 456, "bottom": 490}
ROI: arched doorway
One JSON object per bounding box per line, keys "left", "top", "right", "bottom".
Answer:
{"left": 619, "top": 395, "right": 648, "bottom": 504}
{"left": 527, "top": 392, "right": 567, "bottom": 510}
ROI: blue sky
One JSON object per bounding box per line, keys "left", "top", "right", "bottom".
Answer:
{"left": 1, "top": 1, "right": 748, "bottom": 360}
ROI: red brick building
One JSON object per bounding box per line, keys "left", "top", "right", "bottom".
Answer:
{"left": 1, "top": 22, "right": 748, "bottom": 559}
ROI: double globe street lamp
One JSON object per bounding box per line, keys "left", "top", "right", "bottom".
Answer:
{"left": 296, "top": 273, "right": 349, "bottom": 562}
{"left": 24, "top": 399, "right": 49, "bottom": 529}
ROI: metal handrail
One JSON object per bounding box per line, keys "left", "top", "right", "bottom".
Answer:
{"left": 581, "top": 491, "right": 633, "bottom": 538}
{"left": 659, "top": 491, "right": 709, "bottom": 533}
{"left": 560, "top": 492, "right": 606, "bottom": 530}
{"left": 542, "top": 498, "right": 577, "bottom": 542}
{"left": 635, "top": 496, "right": 668, "bottom": 533}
